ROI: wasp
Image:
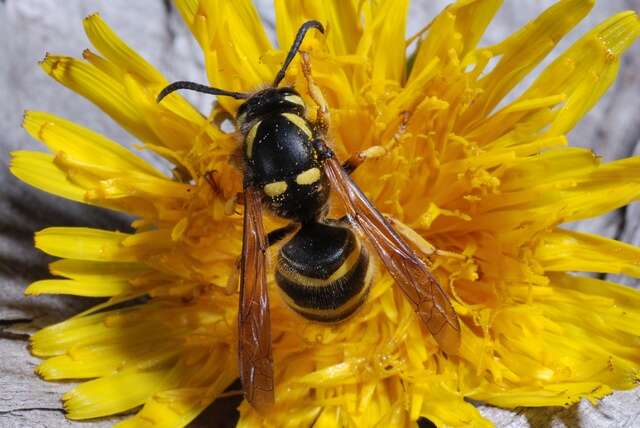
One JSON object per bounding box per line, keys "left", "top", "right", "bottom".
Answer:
{"left": 157, "top": 20, "right": 460, "bottom": 410}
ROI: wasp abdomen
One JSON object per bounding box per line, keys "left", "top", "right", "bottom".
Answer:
{"left": 275, "top": 222, "right": 372, "bottom": 322}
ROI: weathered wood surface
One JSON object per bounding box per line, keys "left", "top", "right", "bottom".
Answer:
{"left": 1, "top": 1, "right": 639, "bottom": 427}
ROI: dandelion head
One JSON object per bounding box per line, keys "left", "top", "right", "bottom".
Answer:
{"left": 9, "top": 0, "right": 640, "bottom": 427}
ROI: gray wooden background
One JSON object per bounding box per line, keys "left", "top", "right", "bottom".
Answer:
{"left": 1, "top": 1, "right": 639, "bottom": 427}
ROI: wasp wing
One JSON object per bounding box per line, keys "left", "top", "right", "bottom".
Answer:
{"left": 238, "top": 187, "right": 274, "bottom": 409}
{"left": 323, "top": 156, "right": 461, "bottom": 354}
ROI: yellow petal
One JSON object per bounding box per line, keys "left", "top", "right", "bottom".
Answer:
{"left": 35, "top": 227, "right": 138, "bottom": 261}
{"left": 411, "top": 0, "right": 503, "bottom": 79}
{"left": 26, "top": 279, "right": 131, "bottom": 297}
{"left": 536, "top": 228, "right": 640, "bottom": 278}
{"left": 562, "top": 156, "right": 640, "bottom": 222}
{"left": 173, "top": 0, "right": 199, "bottom": 36}
{"left": 275, "top": 0, "right": 360, "bottom": 56}
{"left": 23, "top": 111, "right": 164, "bottom": 177}
{"left": 470, "top": 11, "right": 640, "bottom": 141}
{"left": 40, "top": 54, "right": 161, "bottom": 145}
{"left": 370, "top": 0, "right": 409, "bottom": 85}
{"left": 30, "top": 301, "right": 200, "bottom": 357}
{"left": 49, "top": 259, "right": 149, "bottom": 281}
{"left": 545, "top": 11, "right": 640, "bottom": 135}
{"left": 122, "top": 73, "right": 204, "bottom": 151}
{"left": 461, "top": 0, "right": 594, "bottom": 125}
{"left": 83, "top": 14, "right": 206, "bottom": 130}
{"left": 453, "top": 0, "right": 503, "bottom": 57}
{"left": 37, "top": 342, "right": 179, "bottom": 380}
{"left": 83, "top": 14, "right": 165, "bottom": 83}
{"left": 9, "top": 151, "right": 87, "bottom": 202}
{"left": 64, "top": 370, "right": 173, "bottom": 420}
{"left": 471, "top": 382, "right": 611, "bottom": 408}
{"left": 551, "top": 272, "right": 640, "bottom": 313}
{"left": 198, "top": 0, "right": 272, "bottom": 90}
{"left": 418, "top": 385, "right": 494, "bottom": 428}
{"left": 82, "top": 48, "right": 123, "bottom": 79}
{"left": 116, "top": 359, "right": 237, "bottom": 428}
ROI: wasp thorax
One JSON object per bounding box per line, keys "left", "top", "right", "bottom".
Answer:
{"left": 236, "top": 87, "right": 306, "bottom": 131}
{"left": 240, "top": 85, "right": 327, "bottom": 222}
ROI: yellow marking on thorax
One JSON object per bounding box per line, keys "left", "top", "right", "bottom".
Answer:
{"left": 295, "top": 167, "right": 321, "bottom": 185}
{"left": 278, "top": 240, "right": 362, "bottom": 287}
{"left": 245, "top": 121, "right": 261, "bottom": 158}
{"left": 264, "top": 181, "right": 288, "bottom": 197}
{"left": 282, "top": 113, "right": 313, "bottom": 139}
{"left": 284, "top": 94, "right": 305, "bottom": 107}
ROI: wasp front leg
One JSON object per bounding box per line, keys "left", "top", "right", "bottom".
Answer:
{"left": 300, "top": 51, "right": 330, "bottom": 137}
{"left": 300, "top": 52, "right": 410, "bottom": 176}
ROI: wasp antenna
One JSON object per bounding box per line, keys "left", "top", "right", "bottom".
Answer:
{"left": 273, "top": 20, "right": 324, "bottom": 87}
{"left": 156, "top": 81, "right": 248, "bottom": 103}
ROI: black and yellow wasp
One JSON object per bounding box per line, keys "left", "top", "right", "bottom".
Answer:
{"left": 158, "top": 21, "right": 460, "bottom": 410}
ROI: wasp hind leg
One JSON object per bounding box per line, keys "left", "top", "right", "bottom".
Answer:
{"left": 203, "top": 170, "right": 222, "bottom": 195}
{"left": 225, "top": 223, "right": 297, "bottom": 294}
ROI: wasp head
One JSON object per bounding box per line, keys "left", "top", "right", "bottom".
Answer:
{"left": 236, "top": 88, "right": 306, "bottom": 131}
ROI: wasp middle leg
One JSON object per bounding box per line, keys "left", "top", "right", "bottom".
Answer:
{"left": 342, "top": 111, "right": 410, "bottom": 175}
{"left": 225, "top": 223, "right": 297, "bottom": 294}
{"left": 202, "top": 171, "right": 245, "bottom": 216}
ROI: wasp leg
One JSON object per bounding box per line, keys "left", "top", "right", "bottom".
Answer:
{"left": 266, "top": 223, "right": 297, "bottom": 247}
{"left": 225, "top": 257, "right": 241, "bottom": 294}
{"left": 342, "top": 146, "right": 388, "bottom": 175}
{"left": 342, "top": 111, "right": 410, "bottom": 175}
{"left": 204, "top": 170, "right": 222, "bottom": 195}
{"left": 300, "top": 51, "right": 330, "bottom": 136}
{"left": 385, "top": 216, "right": 466, "bottom": 260}
{"left": 224, "top": 192, "right": 245, "bottom": 216}
{"left": 172, "top": 165, "right": 193, "bottom": 183}
{"left": 225, "top": 223, "right": 296, "bottom": 295}
{"left": 203, "top": 171, "right": 244, "bottom": 216}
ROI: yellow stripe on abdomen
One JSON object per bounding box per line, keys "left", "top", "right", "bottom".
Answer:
{"left": 277, "top": 239, "right": 362, "bottom": 287}
{"left": 275, "top": 244, "right": 371, "bottom": 323}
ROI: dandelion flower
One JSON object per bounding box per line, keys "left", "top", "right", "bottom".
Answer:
{"left": 9, "top": 0, "right": 640, "bottom": 427}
